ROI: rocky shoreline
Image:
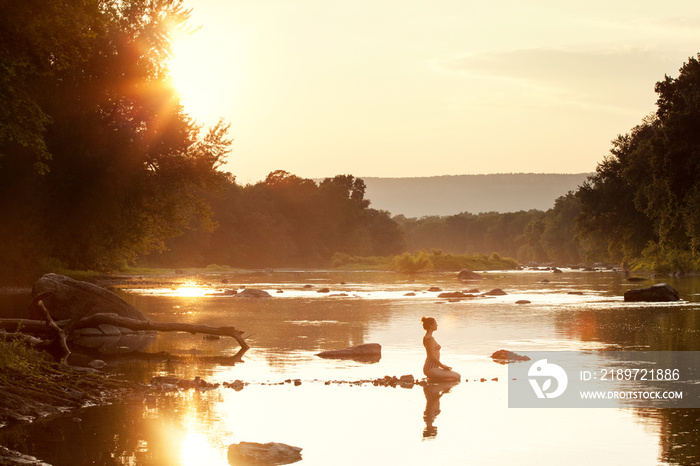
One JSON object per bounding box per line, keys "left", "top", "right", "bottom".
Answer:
{"left": 0, "top": 365, "right": 144, "bottom": 429}
{"left": 0, "top": 359, "right": 146, "bottom": 465}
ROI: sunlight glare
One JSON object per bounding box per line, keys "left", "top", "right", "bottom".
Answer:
{"left": 180, "top": 431, "right": 223, "bottom": 465}
{"left": 169, "top": 29, "right": 240, "bottom": 125}
{"left": 175, "top": 282, "right": 208, "bottom": 298}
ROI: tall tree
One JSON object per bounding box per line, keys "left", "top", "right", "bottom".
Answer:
{"left": 0, "top": 0, "right": 230, "bottom": 278}
{"left": 575, "top": 54, "right": 700, "bottom": 266}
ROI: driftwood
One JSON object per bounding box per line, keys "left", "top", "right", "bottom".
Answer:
{"left": 0, "top": 293, "right": 249, "bottom": 363}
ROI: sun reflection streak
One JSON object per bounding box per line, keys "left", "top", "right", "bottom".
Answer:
{"left": 180, "top": 431, "right": 222, "bottom": 465}
{"left": 171, "top": 282, "right": 208, "bottom": 298}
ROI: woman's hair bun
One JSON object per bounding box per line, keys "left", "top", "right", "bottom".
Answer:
{"left": 421, "top": 316, "right": 427, "bottom": 322}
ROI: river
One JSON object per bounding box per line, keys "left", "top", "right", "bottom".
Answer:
{"left": 1, "top": 269, "right": 699, "bottom": 465}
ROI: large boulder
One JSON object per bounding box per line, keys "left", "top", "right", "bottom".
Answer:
{"left": 316, "top": 343, "right": 381, "bottom": 362}
{"left": 624, "top": 283, "right": 681, "bottom": 302}
{"left": 228, "top": 442, "right": 302, "bottom": 465}
{"left": 31, "top": 273, "right": 154, "bottom": 353}
{"left": 458, "top": 269, "right": 483, "bottom": 281}
{"left": 32, "top": 273, "right": 149, "bottom": 322}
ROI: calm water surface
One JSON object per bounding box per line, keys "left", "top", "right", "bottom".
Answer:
{"left": 2, "top": 270, "right": 700, "bottom": 465}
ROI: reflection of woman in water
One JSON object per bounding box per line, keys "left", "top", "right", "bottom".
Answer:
{"left": 422, "top": 317, "right": 461, "bottom": 381}
{"left": 423, "top": 381, "right": 457, "bottom": 439}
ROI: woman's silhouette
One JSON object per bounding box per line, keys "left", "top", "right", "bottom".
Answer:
{"left": 422, "top": 317, "right": 460, "bottom": 381}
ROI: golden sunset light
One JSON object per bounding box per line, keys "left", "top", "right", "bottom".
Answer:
{"left": 3, "top": 1, "right": 700, "bottom": 465}
{"left": 168, "top": 28, "right": 243, "bottom": 128}
{"left": 174, "top": 0, "right": 700, "bottom": 182}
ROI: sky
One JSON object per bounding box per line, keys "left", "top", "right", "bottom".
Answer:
{"left": 168, "top": 0, "right": 700, "bottom": 184}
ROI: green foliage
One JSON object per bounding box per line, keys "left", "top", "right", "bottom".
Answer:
{"left": 394, "top": 208, "right": 579, "bottom": 266}
{"left": 332, "top": 250, "right": 519, "bottom": 272}
{"left": 150, "top": 172, "right": 406, "bottom": 268}
{"left": 0, "top": 0, "right": 230, "bottom": 277}
{"left": 331, "top": 253, "right": 391, "bottom": 270}
{"left": 393, "top": 251, "right": 434, "bottom": 274}
{"left": 634, "top": 243, "right": 700, "bottom": 274}
{"left": 205, "top": 264, "right": 232, "bottom": 272}
{"left": 574, "top": 54, "right": 700, "bottom": 268}
{"left": 0, "top": 338, "right": 51, "bottom": 372}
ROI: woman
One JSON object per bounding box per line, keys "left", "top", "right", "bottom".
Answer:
{"left": 422, "top": 317, "right": 460, "bottom": 381}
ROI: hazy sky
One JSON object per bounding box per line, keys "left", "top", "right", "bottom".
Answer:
{"left": 169, "top": 0, "right": 700, "bottom": 184}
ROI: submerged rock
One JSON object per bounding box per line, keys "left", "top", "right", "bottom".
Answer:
{"left": 482, "top": 288, "right": 507, "bottom": 296}
{"left": 228, "top": 442, "right": 302, "bottom": 465}
{"left": 0, "top": 445, "right": 51, "bottom": 466}
{"left": 623, "top": 283, "right": 680, "bottom": 302}
{"left": 316, "top": 343, "right": 381, "bottom": 362}
{"left": 490, "top": 349, "right": 530, "bottom": 364}
{"left": 223, "top": 380, "right": 245, "bottom": 391}
{"left": 399, "top": 374, "right": 415, "bottom": 388}
{"left": 438, "top": 291, "right": 467, "bottom": 299}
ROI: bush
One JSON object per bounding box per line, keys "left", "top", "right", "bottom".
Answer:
{"left": 331, "top": 252, "right": 390, "bottom": 269}
{"left": 0, "top": 338, "right": 51, "bottom": 372}
{"left": 331, "top": 250, "right": 519, "bottom": 272}
{"left": 635, "top": 243, "right": 700, "bottom": 273}
{"left": 394, "top": 251, "right": 434, "bottom": 274}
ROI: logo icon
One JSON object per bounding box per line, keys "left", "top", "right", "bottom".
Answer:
{"left": 528, "top": 359, "right": 568, "bottom": 399}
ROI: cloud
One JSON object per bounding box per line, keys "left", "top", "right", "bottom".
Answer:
{"left": 432, "top": 47, "right": 679, "bottom": 113}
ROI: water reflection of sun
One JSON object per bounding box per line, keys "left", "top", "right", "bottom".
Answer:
{"left": 174, "top": 282, "right": 208, "bottom": 298}
{"left": 181, "top": 431, "right": 222, "bottom": 465}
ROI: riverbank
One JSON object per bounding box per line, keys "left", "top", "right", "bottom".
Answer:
{"left": 0, "top": 340, "right": 144, "bottom": 444}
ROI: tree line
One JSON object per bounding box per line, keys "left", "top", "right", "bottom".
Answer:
{"left": 0, "top": 0, "right": 405, "bottom": 282}
{"left": 153, "top": 171, "right": 405, "bottom": 268}
{"left": 396, "top": 55, "right": 700, "bottom": 272}
{"left": 1, "top": 0, "right": 699, "bottom": 283}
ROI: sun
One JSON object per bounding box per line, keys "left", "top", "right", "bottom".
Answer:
{"left": 168, "top": 29, "right": 238, "bottom": 125}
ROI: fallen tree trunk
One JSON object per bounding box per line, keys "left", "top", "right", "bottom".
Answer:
{"left": 0, "top": 312, "right": 249, "bottom": 361}
{"left": 2, "top": 276, "right": 251, "bottom": 362}
{"left": 70, "top": 313, "right": 249, "bottom": 351}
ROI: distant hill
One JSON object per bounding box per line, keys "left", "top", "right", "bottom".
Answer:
{"left": 361, "top": 173, "right": 592, "bottom": 217}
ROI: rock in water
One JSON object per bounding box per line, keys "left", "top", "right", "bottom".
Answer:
{"left": 458, "top": 269, "right": 483, "bottom": 281}
{"left": 316, "top": 343, "right": 382, "bottom": 362}
{"left": 236, "top": 288, "right": 272, "bottom": 298}
{"left": 31, "top": 273, "right": 155, "bottom": 354}
{"left": 32, "top": 273, "right": 150, "bottom": 321}
{"left": 623, "top": 283, "right": 681, "bottom": 302}
{"left": 228, "top": 442, "right": 302, "bottom": 465}
{"left": 490, "top": 349, "right": 530, "bottom": 364}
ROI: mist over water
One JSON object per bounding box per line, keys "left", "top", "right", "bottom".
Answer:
{"left": 1, "top": 269, "right": 699, "bottom": 465}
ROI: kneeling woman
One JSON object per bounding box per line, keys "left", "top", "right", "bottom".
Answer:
{"left": 422, "top": 317, "right": 461, "bottom": 381}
